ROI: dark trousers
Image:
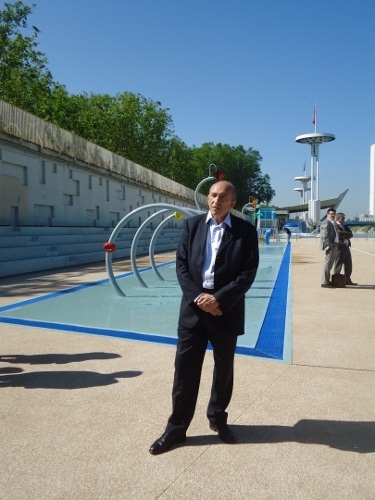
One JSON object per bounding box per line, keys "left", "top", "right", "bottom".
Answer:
{"left": 334, "top": 245, "right": 353, "bottom": 278}
{"left": 166, "top": 320, "right": 238, "bottom": 434}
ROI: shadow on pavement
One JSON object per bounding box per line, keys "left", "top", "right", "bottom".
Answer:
{"left": 0, "top": 352, "right": 121, "bottom": 365}
{"left": 0, "top": 368, "right": 141, "bottom": 389}
{"left": 187, "top": 420, "right": 375, "bottom": 454}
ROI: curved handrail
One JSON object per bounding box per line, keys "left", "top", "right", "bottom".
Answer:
{"left": 130, "top": 209, "right": 170, "bottom": 287}
{"left": 194, "top": 176, "right": 215, "bottom": 210}
{"left": 105, "top": 203, "right": 200, "bottom": 296}
{"left": 149, "top": 208, "right": 199, "bottom": 281}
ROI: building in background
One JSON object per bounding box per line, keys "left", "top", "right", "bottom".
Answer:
{"left": 370, "top": 144, "right": 375, "bottom": 217}
{"left": 360, "top": 143, "right": 375, "bottom": 221}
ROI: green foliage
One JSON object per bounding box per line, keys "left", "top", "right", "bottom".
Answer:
{"left": 54, "top": 91, "right": 175, "bottom": 173}
{"left": 0, "top": 0, "right": 277, "bottom": 209}
{"left": 188, "top": 143, "right": 275, "bottom": 207}
{"left": 164, "top": 136, "right": 193, "bottom": 185}
{"left": 0, "top": 1, "right": 65, "bottom": 115}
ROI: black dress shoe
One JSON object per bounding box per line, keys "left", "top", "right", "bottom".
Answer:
{"left": 149, "top": 431, "right": 186, "bottom": 455}
{"left": 321, "top": 283, "right": 334, "bottom": 288}
{"left": 346, "top": 280, "right": 358, "bottom": 285}
{"left": 209, "top": 422, "right": 236, "bottom": 444}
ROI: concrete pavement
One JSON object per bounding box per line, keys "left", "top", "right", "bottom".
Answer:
{"left": 1, "top": 238, "right": 374, "bottom": 499}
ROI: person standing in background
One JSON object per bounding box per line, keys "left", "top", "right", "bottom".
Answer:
{"left": 320, "top": 207, "right": 339, "bottom": 288}
{"left": 284, "top": 226, "right": 291, "bottom": 243}
{"left": 333, "top": 213, "right": 357, "bottom": 285}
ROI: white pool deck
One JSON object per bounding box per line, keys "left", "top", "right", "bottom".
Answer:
{"left": 1, "top": 237, "right": 374, "bottom": 499}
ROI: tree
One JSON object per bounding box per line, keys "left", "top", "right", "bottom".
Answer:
{"left": 54, "top": 91, "right": 175, "bottom": 172}
{"left": 164, "top": 136, "right": 193, "bottom": 185}
{"left": 0, "top": 1, "right": 65, "bottom": 116}
{"left": 188, "top": 142, "right": 275, "bottom": 208}
{"left": 113, "top": 92, "right": 174, "bottom": 173}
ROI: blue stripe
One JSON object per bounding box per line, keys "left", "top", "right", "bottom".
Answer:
{"left": 252, "top": 243, "right": 291, "bottom": 359}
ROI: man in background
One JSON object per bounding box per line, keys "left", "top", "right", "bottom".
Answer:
{"left": 320, "top": 207, "right": 339, "bottom": 288}
{"left": 333, "top": 212, "right": 357, "bottom": 285}
{"left": 283, "top": 226, "right": 291, "bottom": 243}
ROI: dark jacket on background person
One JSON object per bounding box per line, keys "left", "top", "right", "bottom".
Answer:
{"left": 335, "top": 222, "right": 353, "bottom": 247}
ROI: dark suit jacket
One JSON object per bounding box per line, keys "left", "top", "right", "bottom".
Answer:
{"left": 176, "top": 213, "right": 259, "bottom": 336}
{"left": 336, "top": 223, "right": 353, "bottom": 247}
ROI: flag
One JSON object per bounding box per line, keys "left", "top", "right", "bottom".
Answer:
{"left": 312, "top": 104, "right": 316, "bottom": 125}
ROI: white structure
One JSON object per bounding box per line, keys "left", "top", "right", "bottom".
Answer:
{"left": 0, "top": 100, "right": 202, "bottom": 228}
{"left": 294, "top": 175, "right": 311, "bottom": 203}
{"left": 294, "top": 174, "right": 311, "bottom": 219}
{"left": 0, "top": 100, "right": 210, "bottom": 276}
{"left": 295, "top": 132, "right": 335, "bottom": 225}
{"left": 370, "top": 144, "right": 375, "bottom": 216}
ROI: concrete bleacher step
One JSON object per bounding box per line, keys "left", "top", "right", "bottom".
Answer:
{"left": 0, "top": 226, "right": 180, "bottom": 277}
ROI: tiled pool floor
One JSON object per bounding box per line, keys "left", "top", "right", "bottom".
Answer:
{"left": 0, "top": 244, "right": 291, "bottom": 362}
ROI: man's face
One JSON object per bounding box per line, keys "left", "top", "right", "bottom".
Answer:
{"left": 208, "top": 182, "right": 236, "bottom": 223}
{"left": 327, "top": 210, "right": 336, "bottom": 221}
{"left": 337, "top": 215, "right": 345, "bottom": 223}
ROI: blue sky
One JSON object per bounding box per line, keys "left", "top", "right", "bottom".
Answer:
{"left": 27, "top": 0, "right": 375, "bottom": 217}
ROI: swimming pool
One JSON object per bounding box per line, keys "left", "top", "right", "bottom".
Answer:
{"left": 0, "top": 243, "right": 292, "bottom": 363}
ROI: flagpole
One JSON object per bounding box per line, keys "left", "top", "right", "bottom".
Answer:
{"left": 315, "top": 103, "right": 316, "bottom": 133}
{"left": 313, "top": 103, "right": 317, "bottom": 133}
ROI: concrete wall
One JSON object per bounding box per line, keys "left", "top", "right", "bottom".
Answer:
{"left": 0, "top": 100, "right": 206, "bottom": 228}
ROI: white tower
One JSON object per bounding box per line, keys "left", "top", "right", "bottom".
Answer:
{"left": 294, "top": 174, "right": 311, "bottom": 220}
{"left": 294, "top": 174, "right": 311, "bottom": 204}
{"left": 370, "top": 144, "right": 375, "bottom": 217}
{"left": 295, "top": 132, "right": 335, "bottom": 225}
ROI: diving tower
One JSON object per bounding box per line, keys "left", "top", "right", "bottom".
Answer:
{"left": 295, "top": 132, "right": 335, "bottom": 224}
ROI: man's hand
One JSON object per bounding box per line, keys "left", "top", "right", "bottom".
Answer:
{"left": 196, "top": 293, "right": 223, "bottom": 316}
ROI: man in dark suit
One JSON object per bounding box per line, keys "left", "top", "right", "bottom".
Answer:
{"left": 320, "top": 207, "right": 339, "bottom": 288}
{"left": 149, "top": 180, "right": 259, "bottom": 455}
{"left": 333, "top": 212, "right": 357, "bottom": 285}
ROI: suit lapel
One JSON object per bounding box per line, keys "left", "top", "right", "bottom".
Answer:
{"left": 218, "top": 221, "right": 234, "bottom": 254}
{"left": 196, "top": 216, "right": 209, "bottom": 264}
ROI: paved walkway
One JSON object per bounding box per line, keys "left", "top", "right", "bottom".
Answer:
{"left": 1, "top": 238, "right": 374, "bottom": 499}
